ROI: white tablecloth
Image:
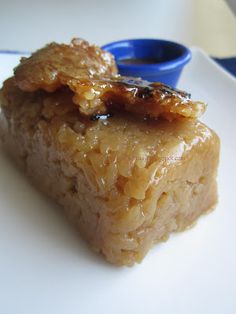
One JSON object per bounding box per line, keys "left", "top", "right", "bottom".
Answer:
{"left": 0, "top": 0, "right": 235, "bottom": 56}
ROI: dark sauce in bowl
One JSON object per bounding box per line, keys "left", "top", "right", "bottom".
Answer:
{"left": 119, "top": 58, "right": 164, "bottom": 65}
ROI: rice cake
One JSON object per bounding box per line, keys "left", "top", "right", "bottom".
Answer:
{"left": 0, "top": 40, "right": 220, "bottom": 266}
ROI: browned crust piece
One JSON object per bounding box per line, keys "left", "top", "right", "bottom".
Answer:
{"left": 68, "top": 77, "right": 206, "bottom": 120}
{"left": 14, "top": 38, "right": 118, "bottom": 92}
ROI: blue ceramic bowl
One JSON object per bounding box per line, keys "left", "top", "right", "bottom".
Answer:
{"left": 102, "top": 39, "right": 191, "bottom": 87}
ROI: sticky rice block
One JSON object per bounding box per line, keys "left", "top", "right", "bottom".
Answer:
{"left": 0, "top": 79, "right": 220, "bottom": 265}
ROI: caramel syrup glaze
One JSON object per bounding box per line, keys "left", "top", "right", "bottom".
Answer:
{"left": 111, "top": 78, "right": 191, "bottom": 99}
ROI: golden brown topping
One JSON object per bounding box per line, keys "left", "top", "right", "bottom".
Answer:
{"left": 67, "top": 77, "right": 206, "bottom": 121}
{"left": 12, "top": 39, "right": 206, "bottom": 121}
{"left": 14, "top": 38, "right": 117, "bottom": 92}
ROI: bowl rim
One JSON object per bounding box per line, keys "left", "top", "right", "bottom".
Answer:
{"left": 102, "top": 38, "right": 191, "bottom": 72}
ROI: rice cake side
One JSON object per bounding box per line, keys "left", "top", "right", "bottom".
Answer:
{"left": 0, "top": 79, "right": 220, "bottom": 266}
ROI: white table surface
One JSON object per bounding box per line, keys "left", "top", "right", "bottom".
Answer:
{"left": 0, "top": 0, "right": 236, "bottom": 56}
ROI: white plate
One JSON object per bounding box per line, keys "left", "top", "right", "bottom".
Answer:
{"left": 0, "top": 48, "right": 236, "bottom": 314}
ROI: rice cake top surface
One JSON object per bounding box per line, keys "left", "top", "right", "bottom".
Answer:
{"left": 1, "top": 78, "right": 215, "bottom": 175}
{"left": 12, "top": 39, "right": 206, "bottom": 121}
